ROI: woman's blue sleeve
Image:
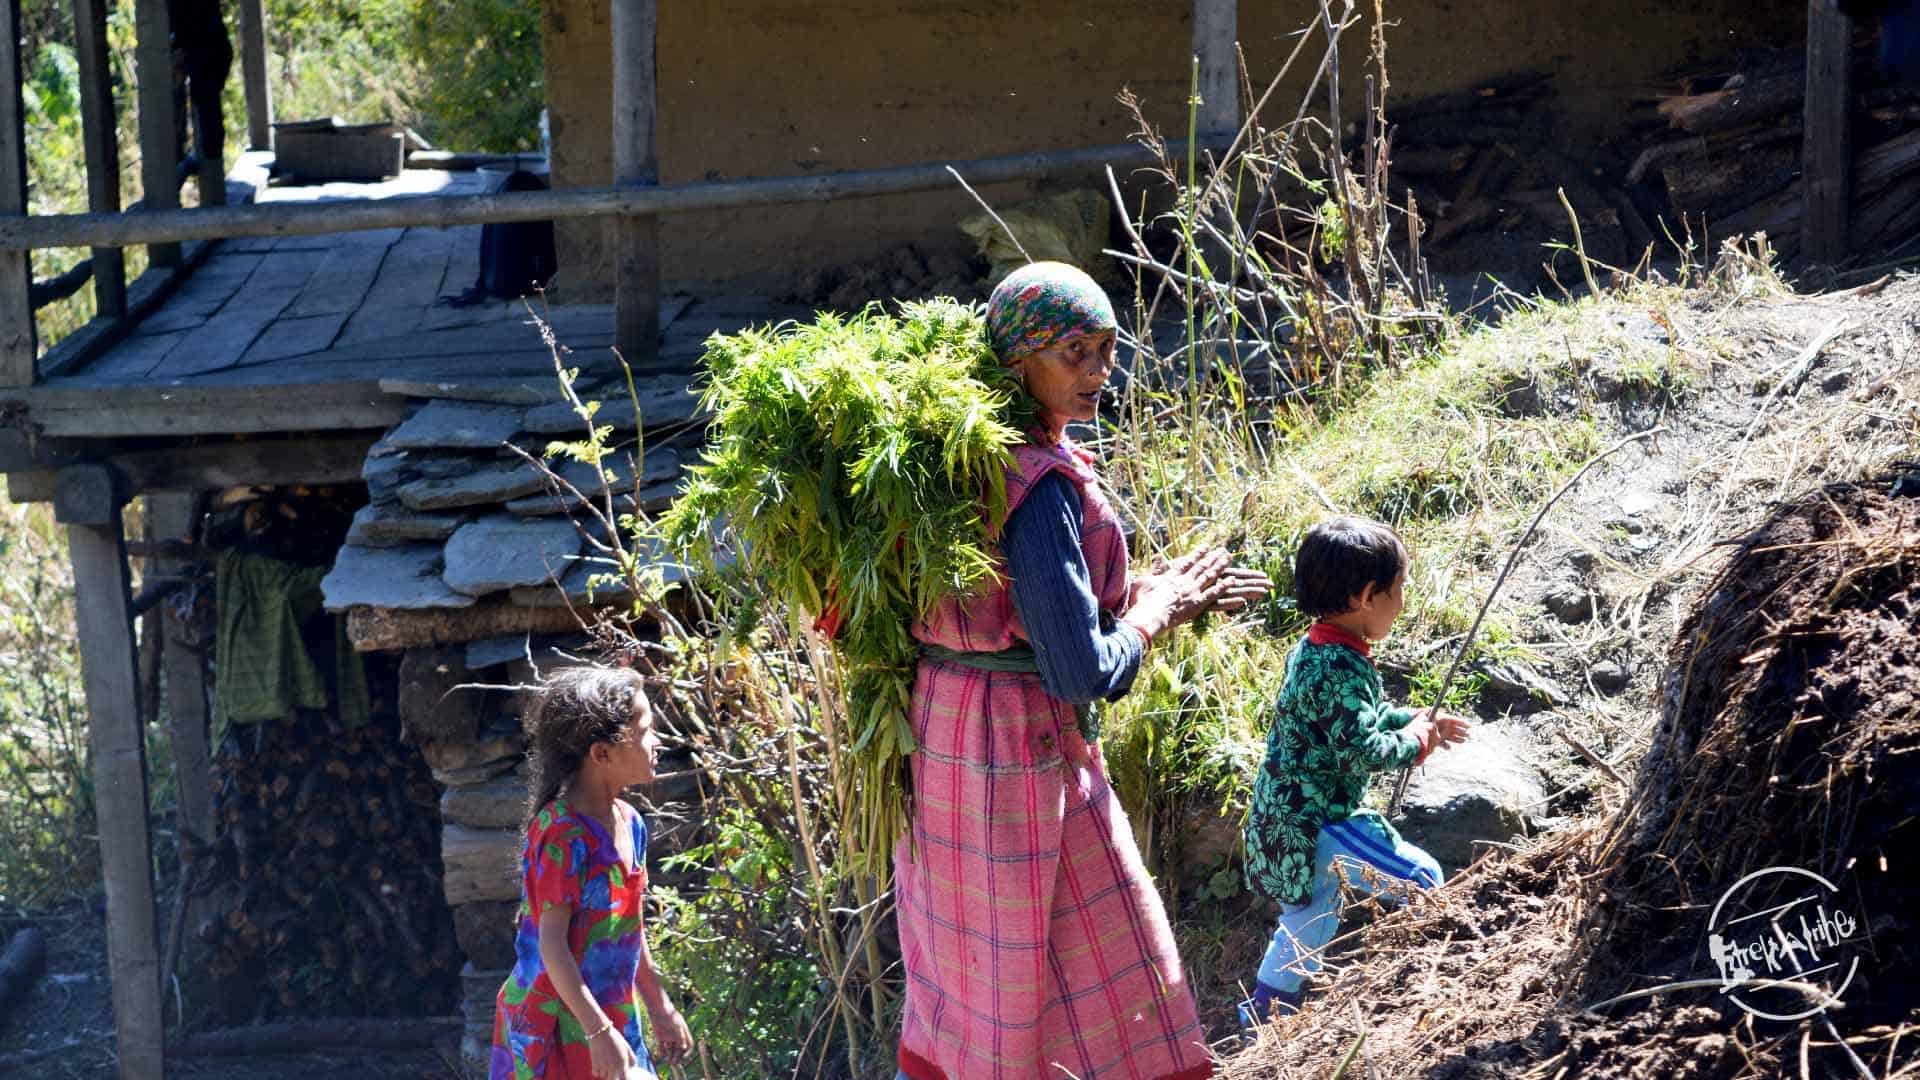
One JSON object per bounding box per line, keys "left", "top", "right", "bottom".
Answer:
{"left": 1003, "top": 471, "right": 1145, "bottom": 705}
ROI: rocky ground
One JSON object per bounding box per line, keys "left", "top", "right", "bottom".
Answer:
{"left": 1395, "top": 265, "right": 1917, "bottom": 869}
{"left": 1165, "top": 261, "right": 1919, "bottom": 1056}
{"left": 1215, "top": 267, "right": 1920, "bottom": 1077}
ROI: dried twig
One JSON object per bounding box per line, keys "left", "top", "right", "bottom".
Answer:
{"left": 1389, "top": 427, "right": 1666, "bottom": 815}
{"left": 1555, "top": 730, "right": 1628, "bottom": 788}
{"left": 945, "top": 165, "right": 1031, "bottom": 265}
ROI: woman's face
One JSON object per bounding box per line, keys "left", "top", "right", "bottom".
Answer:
{"left": 1010, "top": 330, "right": 1118, "bottom": 425}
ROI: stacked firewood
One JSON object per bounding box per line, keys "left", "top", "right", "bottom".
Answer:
{"left": 1385, "top": 73, "right": 1645, "bottom": 269}
{"left": 1613, "top": 45, "right": 1920, "bottom": 264}
{"left": 1382, "top": 48, "right": 1920, "bottom": 273}
{"left": 190, "top": 707, "right": 460, "bottom": 1022}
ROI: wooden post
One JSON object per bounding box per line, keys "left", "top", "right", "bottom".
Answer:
{"left": 0, "top": 0, "right": 36, "bottom": 386}
{"left": 150, "top": 493, "right": 212, "bottom": 850}
{"left": 62, "top": 468, "right": 165, "bottom": 1080}
{"left": 1193, "top": 0, "right": 1240, "bottom": 136}
{"left": 611, "top": 0, "right": 659, "bottom": 369}
{"left": 237, "top": 0, "right": 271, "bottom": 151}
{"left": 1804, "top": 0, "right": 1852, "bottom": 265}
{"left": 134, "top": 0, "right": 180, "bottom": 268}
{"left": 71, "top": 0, "right": 126, "bottom": 316}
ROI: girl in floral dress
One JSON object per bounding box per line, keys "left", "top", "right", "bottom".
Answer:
{"left": 492, "top": 666, "right": 692, "bottom": 1079}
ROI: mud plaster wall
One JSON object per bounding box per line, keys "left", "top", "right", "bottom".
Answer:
{"left": 542, "top": 0, "right": 1802, "bottom": 299}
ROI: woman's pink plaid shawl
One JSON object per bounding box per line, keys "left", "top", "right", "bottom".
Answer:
{"left": 895, "top": 440, "right": 1213, "bottom": 1080}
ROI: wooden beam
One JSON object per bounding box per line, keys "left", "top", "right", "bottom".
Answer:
{"left": 237, "top": 0, "right": 271, "bottom": 150}
{"left": 346, "top": 600, "right": 592, "bottom": 653}
{"left": 1193, "top": 0, "right": 1240, "bottom": 136}
{"left": 0, "top": 428, "right": 94, "bottom": 473}
{"left": 150, "top": 492, "right": 212, "bottom": 872}
{"left": 167, "top": 1017, "right": 464, "bottom": 1058}
{"left": 1804, "top": 0, "right": 1852, "bottom": 265}
{"left": 0, "top": 0, "right": 35, "bottom": 387}
{"left": 3, "top": 379, "right": 408, "bottom": 438}
{"left": 54, "top": 462, "right": 125, "bottom": 525}
{"left": 5, "top": 433, "right": 378, "bottom": 501}
{"left": 68, "top": 499, "right": 165, "bottom": 1079}
{"left": 0, "top": 136, "right": 1234, "bottom": 252}
{"left": 612, "top": 0, "right": 660, "bottom": 369}
{"left": 71, "top": 0, "right": 126, "bottom": 316}
{"left": 134, "top": 0, "right": 180, "bottom": 267}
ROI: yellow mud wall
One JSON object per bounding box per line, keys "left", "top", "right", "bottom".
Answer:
{"left": 542, "top": 0, "right": 1801, "bottom": 298}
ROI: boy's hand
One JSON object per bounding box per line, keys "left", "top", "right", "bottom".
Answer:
{"left": 1432, "top": 712, "right": 1472, "bottom": 747}
{"left": 649, "top": 1002, "right": 693, "bottom": 1064}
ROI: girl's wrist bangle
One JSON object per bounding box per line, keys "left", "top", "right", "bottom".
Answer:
{"left": 584, "top": 1019, "right": 614, "bottom": 1042}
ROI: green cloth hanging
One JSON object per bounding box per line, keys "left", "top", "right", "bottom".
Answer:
{"left": 213, "top": 550, "right": 370, "bottom": 744}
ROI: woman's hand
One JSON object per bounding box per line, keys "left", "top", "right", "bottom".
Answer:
{"left": 587, "top": 1023, "right": 639, "bottom": 1079}
{"left": 649, "top": 1001, "right": 693, "bottom": 1064}
{"left": 1123, "top": 547, "right": 1273, "bottom": 641}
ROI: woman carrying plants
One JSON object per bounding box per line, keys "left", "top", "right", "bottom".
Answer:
{"left": 895, "top": 262, "right": 1272, "bottom": 1080}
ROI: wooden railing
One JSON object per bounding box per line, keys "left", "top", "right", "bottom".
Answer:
{"left": 3, "top": 0, "right": 1246, "bottom": 397}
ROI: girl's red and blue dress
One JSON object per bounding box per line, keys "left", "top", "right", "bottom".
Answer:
{"left": 491, "top": 797, "right": 656, "bottom": 1080}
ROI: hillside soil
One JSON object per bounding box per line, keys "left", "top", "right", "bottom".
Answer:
{"left": 1220, "top": 273, "right": 1920, "bottom": 1078}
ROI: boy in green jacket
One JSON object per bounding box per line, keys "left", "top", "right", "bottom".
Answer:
{"left": 1240, "top": 516, "right": 1471, "bottom": 1025}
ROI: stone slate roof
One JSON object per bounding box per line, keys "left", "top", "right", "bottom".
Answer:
{"left": 320, "top": 370, "right": 706, "bottom": 623}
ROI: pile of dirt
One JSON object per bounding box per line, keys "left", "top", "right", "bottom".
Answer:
{"left": 1224, "top": 481, "right": 1920, "bottom": 1079}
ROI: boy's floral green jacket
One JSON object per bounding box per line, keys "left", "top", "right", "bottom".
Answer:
{"left": 1243, "top": 629, "right": 1425, "bottom": 906}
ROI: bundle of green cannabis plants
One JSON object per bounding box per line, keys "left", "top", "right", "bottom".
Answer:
{"left": 662, "top": 299, "right": 1036, "bottom": 875}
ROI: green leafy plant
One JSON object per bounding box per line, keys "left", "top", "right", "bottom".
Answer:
{"left": 652, "top": 806, "right": 823, "bottom": 1074}
{"left": 661, "top": 299, "right": 1036, "bottom": 876}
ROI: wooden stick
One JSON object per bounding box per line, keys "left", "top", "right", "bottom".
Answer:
{"left": 946, "top": 165, "right": 1031, "bottom": 264}
{"left": 1555, "top": 729, "right": 1627, "bottom": 787}
{"left": 1387, "top": 427, "right": 1665, "bottom": 816}
{"left": 69, "top": 497, "right": 165, "bottom": 1078}
{"left": 70, "top": 0, "right": 125, "bottom": 315}
{"left": 1803, "top": 0, "right": 1852, "bottom": 265}
{"left": 1578, "top": 976, "right": 1836, "bottom": 1017}
{"left": 0, "top": 137, "right": 1231, "bottom": 252}
{"left": 152, "top": 493, "right": 215, "bottom": 966}
{"left": 611, "top": 0, "right": 660, "bottom": 370}
{"left": 133, "top": 0, "right": 181, "bottom": 267}
{"left": 29, "top": 255, "right": 94, "bottom": 309}
{"left": 1192, "top": 0, "right": 1240, "bottom": 136}
{"left": 165, "top": 1016, "right": 463, "bottom": 1057}
{"left": 237, "top": 0, "right": 271, "bottom": 150}
{"left": 0, "top": 0, "right": 34, "bottom": 387}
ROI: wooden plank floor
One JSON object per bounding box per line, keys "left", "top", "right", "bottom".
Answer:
{"left": 20, "top": 168, "right": 809, "bottom": 436}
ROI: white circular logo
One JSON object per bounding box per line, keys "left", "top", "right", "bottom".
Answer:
{"left": 1706, "top": 866, "right": 1861, "bottom": 1021}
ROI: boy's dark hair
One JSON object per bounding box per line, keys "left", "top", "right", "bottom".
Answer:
{"left": 1294, "top": 516, "right": 1410, "bottom": 618}
{"left": 522, "top": 665, "right": 650, "bottom": 827}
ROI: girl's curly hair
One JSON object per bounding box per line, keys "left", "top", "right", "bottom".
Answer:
{"left": 522, "top": 665, "right": 650, "bottom": 827}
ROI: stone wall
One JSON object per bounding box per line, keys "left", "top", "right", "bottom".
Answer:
{"left": 540, "top": 0, "right": 1803, "bottom": 298}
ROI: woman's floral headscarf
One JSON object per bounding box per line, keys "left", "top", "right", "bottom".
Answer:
{"left": 985, "top": 261, "right": 1117, "bottom": 363}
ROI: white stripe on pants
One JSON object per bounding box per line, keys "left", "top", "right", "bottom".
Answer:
{"left": 1254, "top": 813, "right": 1442, "bottom": 993}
